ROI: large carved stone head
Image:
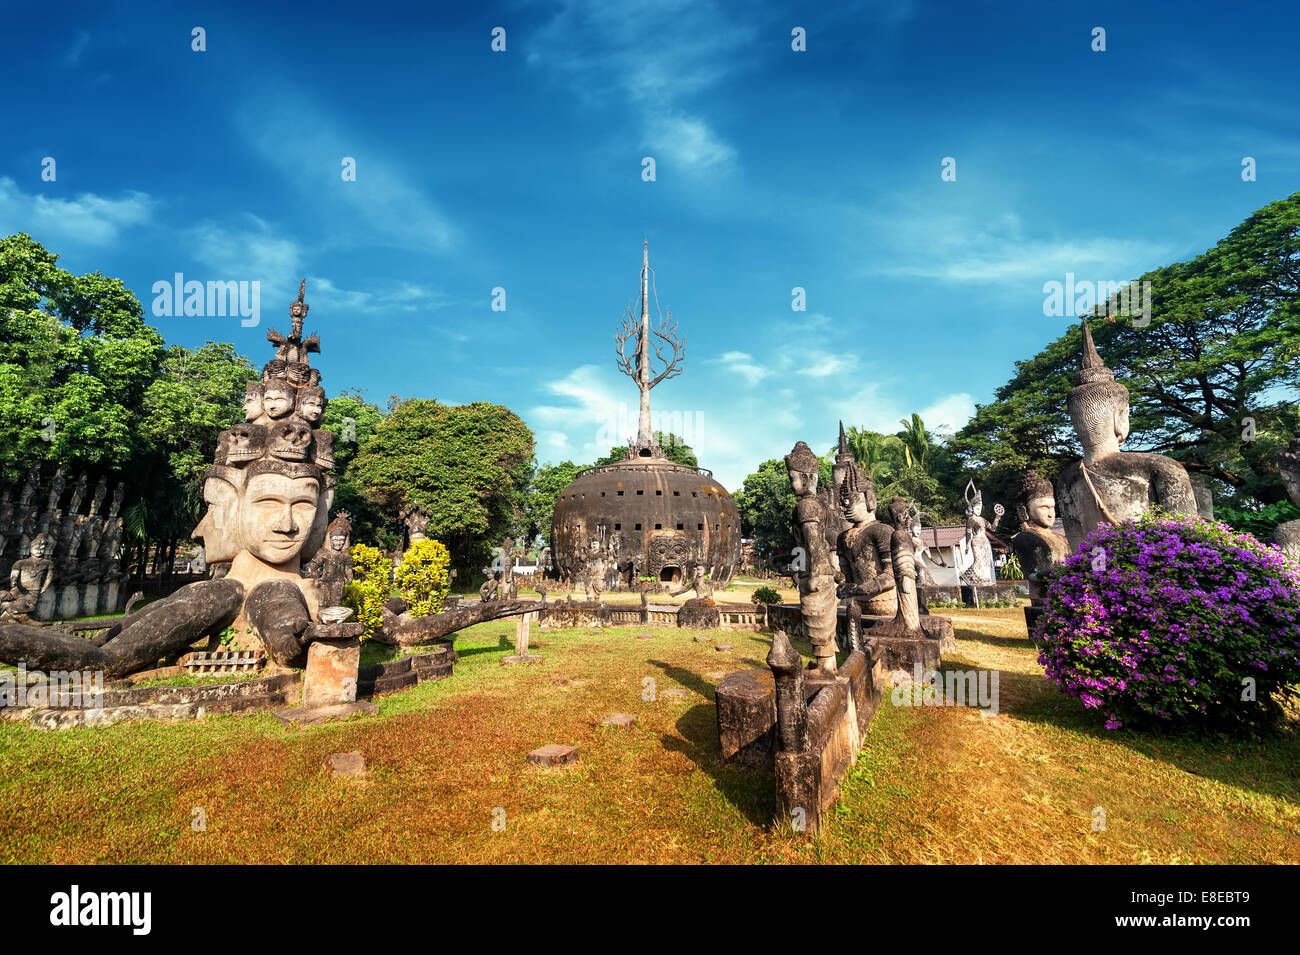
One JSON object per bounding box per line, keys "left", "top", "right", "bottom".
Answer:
{"left": 192, "top": 466, "right": 244, "bottom": 564}
{"left": 237, "top": 462, "right": 322, "bottom": 566}
{"left": 1067, "top": 321, "right": 1131, "bottom": 452}
{"left": 297, "top": 386, "right": 326, "bottom": 427}
{"left": 838, "top": 465, "right": 876, "bottom": 522}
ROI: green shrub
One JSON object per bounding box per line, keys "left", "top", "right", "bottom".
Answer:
{"left": 395, "top": 539, "right": 451, "bottom": 618}
{"left": 751, "top": 586, "right": 781, "bottom": 605}
{"left": 344, "top": 543, "right": 390, "bottom": 642}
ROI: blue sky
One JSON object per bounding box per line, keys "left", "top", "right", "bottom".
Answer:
{"left": 4, "top": 0, "right": 1298, "bottom": 491}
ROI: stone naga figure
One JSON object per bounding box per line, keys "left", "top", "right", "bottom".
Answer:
{"left": 0, "top": 533, "right": 55, "bottom": 622}
{"left": 785, "top": 440, "right": 838, "bottom": 673}
{"left": 304, "top": 511, "right": 354, "bottom": 609}
{"left": 958, "top": 479, "right": 1003, "bottom": 587}
{"left": 1274, "top": 427, "right": 1300, "bottom": 561}
{"left": 1056, "top": 320, "right": 1198, "bottom": 550}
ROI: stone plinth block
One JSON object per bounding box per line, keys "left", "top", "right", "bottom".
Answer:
{"left": 602, "top": 713, "right": 637, "bottom": 727}
{"left": 527, "top": 743, "right": 579, "bottom": 767}
{"left": 324, "top": 751, "right": 366, "bottom": 779}
{"left": 273, "top": 700, "right": 379, "bottom": 725}
{"left": 659, "top": 688, "right": 689, "bottom": 701}
{"left": 694, "top": 635, "right": 712, "bottom": 643}
{"left": 502, "top": 654, "right": 544, "bottom": 666}
{"left": 302, "top": 637, "right": 361, "bottom": 707}
{"left": 637, "top": 632, "right": 653, "bottom": 640}
{"left": 716, "top": 644, "right": 733, "bottom": 652}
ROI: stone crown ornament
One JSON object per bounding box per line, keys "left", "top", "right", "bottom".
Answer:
{"left": 784, "top": 441, "right": 819, "bottom": 475}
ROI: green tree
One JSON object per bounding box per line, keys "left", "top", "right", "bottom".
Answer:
{"left": 591, "top": 432, "right": 698, "bottom": 468}
{"left": 349, "top": 399, "right": 535, "bottom": 575}
{"left": 525, "top": 460, "right": 582, "bottom": 546}
{"left": 952, "top": 191, "right": 1300, "bottom": 523}
{"left": 734, "top": 458, "right": 796, "bottom": 559}
{"left": 320, "top": 389, "right": 390, "bottom": 548}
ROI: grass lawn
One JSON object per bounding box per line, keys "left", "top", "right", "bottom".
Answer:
{"left": 1, "top": 608, "right": 1295, "bottom": 864}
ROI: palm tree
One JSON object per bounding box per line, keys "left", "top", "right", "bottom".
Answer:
{"left": 840, "top": 427, "right": 906, "bottom": 488}
{"left": 896, "top": 413, "right": 931, "bottom": 472}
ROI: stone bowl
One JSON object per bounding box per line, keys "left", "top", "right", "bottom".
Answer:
{"left": 319, "top": 606, "right": 355, "bottom": 624}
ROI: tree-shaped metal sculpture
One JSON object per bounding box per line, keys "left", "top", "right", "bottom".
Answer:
{"left": 615, "top": 242, "right": 685, "bottom": 446}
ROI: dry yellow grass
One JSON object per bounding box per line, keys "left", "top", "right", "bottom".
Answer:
{"left": 0, "top": 608, "right": 1295, "bottom": 864}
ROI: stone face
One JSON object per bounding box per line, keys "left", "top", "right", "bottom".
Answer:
{"left": 324, "top": 751, "right": 366, "bottom": 779}
{"left": 601, "top": 713, "right": 637, "bottom": 727}
{"left": 527, "top": 743, "right": 579, "bottom": 767}
{"left": 301, "top": 637, "right": 360, "bottom": 707}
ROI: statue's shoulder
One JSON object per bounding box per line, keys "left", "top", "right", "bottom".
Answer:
{"left": 794, "top": 496, "right": 822, "bottom": 522}
{"left": 868, "top": 522, "right": 894, "bottom": 548}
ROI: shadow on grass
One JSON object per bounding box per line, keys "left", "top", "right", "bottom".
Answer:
{"left": 935, "top": 655, "right": 1300, "bottom": 807}
{"left": 645, "top": 658, "right": 773, "bottom": 827}
{"left": 450, "top": 634, "right": 514, "bottom": 659}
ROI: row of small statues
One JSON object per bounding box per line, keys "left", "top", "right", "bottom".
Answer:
{"left": 1, "top": 466, "right": 128, "bottom": 622}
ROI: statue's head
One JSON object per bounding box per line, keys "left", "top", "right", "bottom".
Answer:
{"left": 269, "top": 419, "right": 314, "bottom": 461}
{"left": 326, "top": 511, "right": 352, "bottom": 552}
{"left": 237, "top": 462, "right": 322, "bottom": 566}
{"left": 262, "top": 381, "right": 296, "bottom": 420}
{"left": 222, "top": 423, "right": 267, "bottom": 465}
{"left": 1019, "top": 471, "right": 1057, "bottom": 530}
{"left": 243, "top": 381, "right": 265, "bottom": 421}
{"left": 839, "top": 470, "right": 876, "bottom": 523}
{"left": 29, "top": 533, "right": 51, "bottom": 559}
{"left": 888, "top": 496, "right": 910, "bottom": 528}
{"left": 1279, "top": 431, "right": 1300, "bottom": 508}
{"left": 1067, "top": 321, "right": 1131, "bottom": 452}
{"left": 297, "top": 386, "right": 326, "bottom": 426}
{"left": 964, "top": 479, "right": 983, "bottom": 518}
{"left": 193, "top": 466, "right": 244, "bottom": 563}
{"left": 784, "top": 441, "right": 820, "bottom": 496}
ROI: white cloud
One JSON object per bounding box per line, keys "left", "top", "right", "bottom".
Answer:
{"left": 528, "top": 0, "right": 748, "bottom": 174}
{"left": 0, "top": 177, "right": 152, "bottom": 246}
{"left": 712, "top": 350, "right": 770, "bottom": 385}
{"left": 235, "top": 97, "right": 457, "bottom": 254}
{"left": 190, "top": 215, "right": 302, "bottom": 283}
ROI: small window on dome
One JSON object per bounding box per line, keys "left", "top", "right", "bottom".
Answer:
{"left": 655, "top": 523, "right": 662, "bottom": 530}
{"left": 656, "top": 490, "right": 662, "bottom": 496}
{"left": 673, "top": 491, "right": 679, "bottom": 496}
{"left": 615, "top": 523, "right": 621, "bottom": 530}
{"left": 617, "top": 490, "right": 624, "bottom": 496}
{"left": 697, "top": 523, "right": 703, "bottom": 530}
{"left": 637, "top": 490, "right": 644, "bottom": 495}
{"left": 635, "top": 523, "right": 642, "bottom": 530}
{"left": 676, "top": 523, "right": 683, "bottom": 530}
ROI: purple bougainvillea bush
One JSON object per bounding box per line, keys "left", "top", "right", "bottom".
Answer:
{"left": 1035, "top": 511, "right": 1300, "bottom": 730}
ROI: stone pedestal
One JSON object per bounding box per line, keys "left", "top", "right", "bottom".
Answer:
{"left": 101, "top": 580, "right": 121, "bottom": 614}
{"left": 35, "top": 587, "right": 58, "bottom": 621}
{"left": 56, "top": 584, "right": 81, "bottom": 619}
{"left": 82, "top": 583, "right": 99, "bottom": 618}
{"left": 301, "top": 638, "right": 361, "bottom": 707}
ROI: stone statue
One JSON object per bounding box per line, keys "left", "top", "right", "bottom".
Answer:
{"left": 1012, "top": 471, "right": 1070, "bottom": 630}
{"left": 1274, "top": 427, "right": 1300, "bottom": 562}
{"left": 957, "top": 480, "right": 1003, "bottom": 587}
{"left": 480, "top": 571, "right": 499, "bottom": 602}
{"left": 402, "top": 507, "right": 430, "bottom": 549}
{"left": 785, "top": 440, "right": 838, "bottom": 673}
{"left": 1057, "top": 320, "right": 1198, "bottom": 550}
{"left": 878, "top": 497, "right": 922, "bottom": 634}
{"left": 1, "top": 533, "right": 55, "bottom": 621}
{"left": 670, "top": 562, "right": 714, "bottom": 603}
{"left": 835, "top": 467, "right": 896, "bottom": 616}
{"left": 305, "top": 511, "right": 353, "bottom": 609}
{"left": 907, "top": 507, "right": 940, "bottom": 587}
{"left": 501, "top": 536, "right": 517, "bottom": 599}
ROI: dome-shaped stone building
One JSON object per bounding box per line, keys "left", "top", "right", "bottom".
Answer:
{"left": 550, "top": 243, "right": 741, "bottom": 588}
{"left": 552, "top": 443, "right": 741, "bottom": 586}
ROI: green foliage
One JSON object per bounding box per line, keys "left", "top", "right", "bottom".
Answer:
{"left": 525, "top": 460, "right": 582, "bottom": 545}
{"left": 1000, "top": 554, "right": 1025, "bottom": 581}
{"left": 952, "top": 192, "right": 1300, "bottom": 515}
{"left": 320, "top": 389, "right": 391, "bottom": 548}
{"left": 343, "top": 544, "right": 390, "bottom": 641}
{"left": 394, "top": 538, "right": 451, "bottom": 618}
{"left": 1214, "top": 499, "right": 1300, "bottom": 541}
{"left": 750, "top": 586, "right": 781, "bottom": 605}
{"left": 592, "top": 432, "right": 698, "bottom": 468}
{"left": 349, "top": 398, "right": 534, "bottom": 575}
{"left": 733, "top": 458, "right": 796, "bottom": 559}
